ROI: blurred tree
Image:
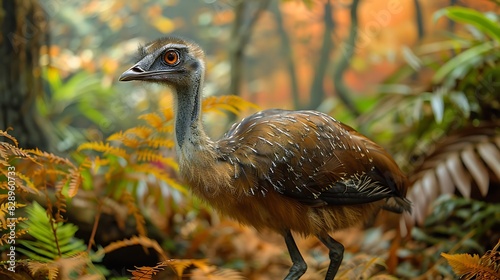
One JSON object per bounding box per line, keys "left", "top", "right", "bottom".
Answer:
{"left": 413, "top": 0, "right": 425, "bottom": 40}
{"left": 309, "top": 0, "right": 334, "bottom": 109}
{"left": 0, "top": 0, "right": 47, "bottom": 149}
{"left": 334, "top": 0, "right": 361, "bottom": 116}
{"left": 272, "top": 0, "right": 300, "bottom": 109}
{"left": 227, "top": 0, "right": 270, "bottom": 96}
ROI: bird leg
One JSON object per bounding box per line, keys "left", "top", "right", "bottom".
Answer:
{"left": 283, "top": 230, "right": 307, "bottom": 280}
{"left": 317, "top": 234, "right": 344, "bottom": 280}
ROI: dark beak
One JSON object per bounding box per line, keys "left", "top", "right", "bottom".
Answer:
{"left": 119, "top": 65, "right": 147, "bottom": 81}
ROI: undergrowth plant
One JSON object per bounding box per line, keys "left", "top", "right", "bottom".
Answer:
{"left": 442, "top": 239, "right": 500, "bottom": 279}
{"left": 361, "top": 5, "right": 500, "bottom": 227}
{"left": 0, "top": 95, "right": 255, "bottom": 279}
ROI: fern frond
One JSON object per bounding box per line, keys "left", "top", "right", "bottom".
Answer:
{"left": 0, "top": 129, "right": 19, "bottom": 147}
{"left": 27, "top": 261, "right": 59, "bottom": 280}
{"left": 154, "top": 125, "right": 174, "bottom": 134}
{"left": 0, "top": 142, "right": 34, "bottom": 161}
{"left": 56, "top": 252, "right": 91, "bottom": 278}
{"left": 0, "top": 215, "right": 28, "bottom": 230}
{"left": 121, "top": 192, "right": 147, "bottom": 237}
{"left": 136, "top": 151, "right": 179, "bottom": 170}
{"left": 77, "top": 142, "right": 128, "bottom": 158}
{"left": 169, "top": 259, "right": 206, "bottom": 277}
{"left": 406, "top": 124, "right": 500, "bottom": 225}
{"left": 18, "top": 202, "right": 86, "bottom": 262}
{"left": 91, "top": 156, "right": 110, "bottom": 172}
{"left": 107, "top": 131, "right": 141, "bottom": 148}
{"left": 53, "top": 189, "right": 67, "bottom": 222}
{"left": 442, "top": 252, "right": 500, "bottom": 279}
{"left": 132, "top": 164, "right": 186, "bottom": 194}
{"left": 98, "top": 235, "right": 168, "bottom": 261}
{"left": 106, "top": 130, "right": 125, "bottom": 142}
{"left": 0, "top": 227, "right": 28, "bottom": 246}
{"left": 123, "top": 126, "right": 154, "bottom": 139}
{"left": 143, "top": 137, "right": 175, "bottom": 149}
{"left": 79, "top": 157, "right": 92, "bottom": 170}
{"left": 67, "top": 168, "right": 82, "bottom": 198}
{"left": 138, "top": 112, "right": 165, "bottom": 129}
{"left": 202, "top": 96, "right": 259, "bottom": 116}
{"left": 479, "top": 239, "right": 500, "bottom": 274}
{"left": 0, "top": 202, "right": 27, "bottom": 229}
{"left": 130, "top": 259, "right": 211, "bottom": 280}
{"left": 28, "top": 148, "right": 73, "bottom": 167}
{"left": 26, "top": 252, "right": 94, "bottom": 280}
{"left": 131, "top": 263, "right": 170, "bottom": 280}
{"left": 15, "top": 173, "right": 39, "bottom": 194}
{"left": 161, "top": 108, "right": 174, "bottom": 122}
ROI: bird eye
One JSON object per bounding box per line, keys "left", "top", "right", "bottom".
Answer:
{"left": 163, "top": 50, "right": 180, "bottom": 66}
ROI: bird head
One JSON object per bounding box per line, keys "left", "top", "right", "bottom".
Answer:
{"left": 119, "top": 36, "right": 205, "bottom": 89}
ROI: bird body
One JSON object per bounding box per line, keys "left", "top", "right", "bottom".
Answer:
{"left": 120, "top": 36, "right": 411, "bottom": 279}
{"left": 180, "top": 108, "right": 408, "bottom": 235}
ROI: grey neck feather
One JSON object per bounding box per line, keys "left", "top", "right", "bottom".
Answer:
{"left": 174, "top": 75, "right": 203, "bottom": 148}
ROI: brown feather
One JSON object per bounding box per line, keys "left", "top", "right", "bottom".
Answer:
{"left": 181, "top": 109, "right": 410, "bottom": 235}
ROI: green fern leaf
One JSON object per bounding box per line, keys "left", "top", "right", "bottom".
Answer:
{"left": 18, "top": 202, "right": 86, "bottom": 262}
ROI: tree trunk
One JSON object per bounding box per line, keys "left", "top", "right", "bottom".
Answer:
{"left": 413, "top": 0, "right": 424, "bottom": 40}
{"left": 227, "top": 0, "right": 270, "bottom": 96}
{"left": 309, "top": 0, "right": 334, "bottom": 110}
{"left": 333, "top": 0, "right": 361, "bottom": 117}
{"left": 0, "top": 0, "right": 47, "bottom": 149}
{"left": 272, "top": 0, "right": 301, "bottom": 109}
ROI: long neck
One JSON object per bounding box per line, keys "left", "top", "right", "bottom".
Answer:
{"left": 172, "top": 81, "right": 234, "bottom": 198}
{"left": 172, "top": 76, "right": 215, "bottom": 163}
{"left": 174, "top": 85, "right": 202, "bottom": 147}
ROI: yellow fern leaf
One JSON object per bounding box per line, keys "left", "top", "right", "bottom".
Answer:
{"left": 67, "top": 168, "right": 81, "bottom": 198}
{"left": 124, "top": 126, "right": 154, "bottom": 139}
{"left": 130, "top": 259, "right": 211, "bottom": 279}
{"left": 139, "top": 112, "right": 165, "bottom": 129}
{"left": 107, "top": 131, "right": 143, "bottom": 148}
{"left": 156, "top": 125, "right": 174, "bottom": 134}
{"left": 121, "top": 192, "right": 147, "bottom": 237}
{"left": 1, "top": 142, "right": 36, "bottom": 163}
{"left": 202, "top": 95, "right": 259, "bottom": 116}
{"left": 136, "top": 151, "right": 179, "bottom": 170}
{"left": 27, "top": 261, "right": 59, "bottom": 280}
{"left": 131, "top": 265, "right": 162, "bottom": 280}
{"left": 55, "top": 252, "right": 90, "bottom": 279}
{"left": 0, "top": 129, "right": 19, "bottom": 147}
{"left": 77, "top": 142, "right": 128, "bottom": 159}
{"left": 99, "top": 236, "right": 168, "bottom": 261}
{"left": 0, "top": 216, "right": 28, "bottom": 230}
{"left": 92, "top": 156, "right": 110, "bottom": 172}
{"left": 0, "top": 202, "right": 27, "bottom": 229}
{"left": 442, "top": 252, "right": 498, "bottom": 278}
{"left": 29, "top": 148, "right": 73, "bottom": 166}
{"left": 144, "top": 138, "right": 175, "bottom": 149}
{"left": 133, "top": 164, "right": 186, "bottom": 194}
{"left": 0, "top": 228, "right": 28, "bottom": 246}
{"left": 106, "top": 130, "right": 125, "bottom": 141}
{"left": 16, "top": 172, "right": 39, "bottom": 194}
{"left": 161, "top": 108, "right": 174, "bottom": 121}
{"left": 171, "top": 259, "right": 200, "bottom": 277}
